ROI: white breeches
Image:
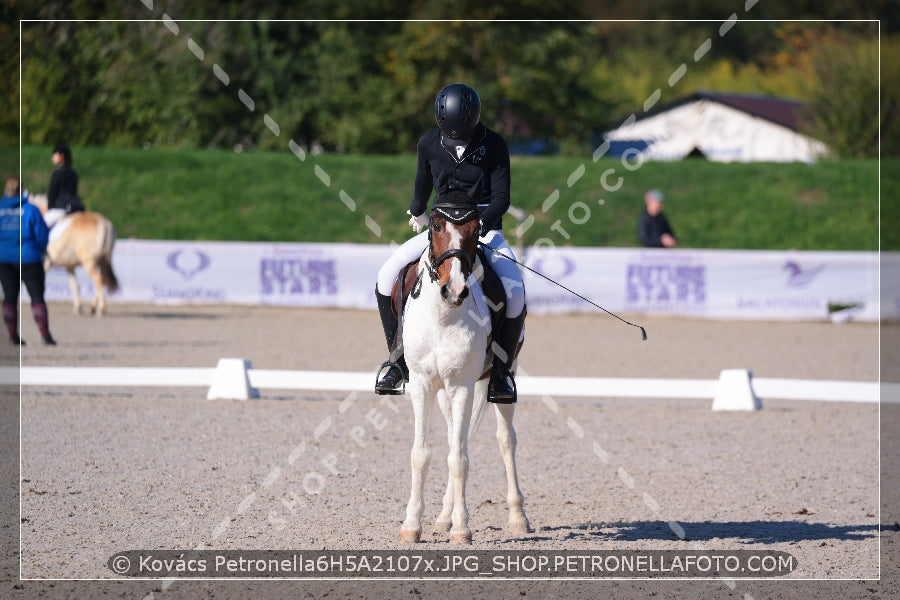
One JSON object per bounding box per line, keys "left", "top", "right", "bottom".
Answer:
{"left": 376, "top": 230, "right": 525, "bottom": 318}
{"left": 43, "top": 208, "right": 67, "bottom": 228}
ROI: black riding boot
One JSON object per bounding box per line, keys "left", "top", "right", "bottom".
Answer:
{"left": 488, "top": 308, "right": 526, "bottom": 403}
{"left": 374, "top": 286, "right": 407, "bottom": 395}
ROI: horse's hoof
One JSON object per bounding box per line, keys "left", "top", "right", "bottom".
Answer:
{"left": 508, "top": 520, "right": 533, "bottom": 535}
{"left": 399, "top": 530, "right": 421, "bottom": 543}
{"left": 450, "top": 532, "right": 472, "bottom": 544}
{"left": 433, "top": 520, "right": 452, "bottom": 533}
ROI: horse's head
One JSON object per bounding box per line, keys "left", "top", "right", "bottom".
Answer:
{"left": 425, "top": 172, "right": 484, "bottom": 307}
{"left": 29, "top": 193, "right": 49, "bottom": 215}
{"left": 428, "top": 199, "right": 480, "bottom": 308}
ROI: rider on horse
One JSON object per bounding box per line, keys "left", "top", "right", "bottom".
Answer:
{"left": 374, "top": 83, "right": 526, "bottom": 403}
{"left": 45, "top": 143, "right": 85, "bottom": 229}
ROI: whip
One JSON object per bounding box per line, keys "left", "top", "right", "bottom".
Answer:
{"left": 479, "top": 243, "right": 648, "bottom": 341}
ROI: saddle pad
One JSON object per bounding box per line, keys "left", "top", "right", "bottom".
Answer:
{"left": 48, "top": 217, "right": 73, "bottom": 243}
{"left": 469, "top": 277, "right": 492, "bottom": 336}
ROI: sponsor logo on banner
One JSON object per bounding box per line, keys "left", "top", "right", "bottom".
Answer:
{"left": 167, "top": 249, "right": 212, "bottom": 280}
{"left": 626, "top": 253, "right": 706, "bottom": 311}
{"left": 782, "top": 260, "right": 825, "bottom": 288}
{"left": 734, "top": 260, "right": 826, "bottom": 316}
{"left": 260, "top": 247, "right": 338, "bottom": 303}
{"left": 529, "top": 254, "right": 576, "bottom": 280}
{"left": 523, "top": 253, "right": 586, "bottom": 309}
{"left": 153, "top": 248, "right": 226, "bottom": 302}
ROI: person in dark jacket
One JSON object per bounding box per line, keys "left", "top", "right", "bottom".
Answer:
{"left": 374, "top": 83, "right": 525, "bottom": 402}
{"left": 637, "top": 189, "right": 677, "bottom": 248}
{"left": 0, "top": 177, "right": 56, "bottom": 345}
{"left": 45, "top": 143, "right": 83, "bottom": 227}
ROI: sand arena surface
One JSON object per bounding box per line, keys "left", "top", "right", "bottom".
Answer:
{"left": 3, "top": 302, "right": 896, "bottom": 599}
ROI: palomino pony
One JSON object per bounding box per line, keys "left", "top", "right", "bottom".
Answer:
{"left": 30, "top": 194, "right": 119, "bottom": 316}
{"left": 398, "top": 192, "right": 531, "bottom": 544}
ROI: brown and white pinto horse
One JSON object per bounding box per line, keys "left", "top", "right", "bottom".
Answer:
{"left": 398, "top": 192, "right": 531, "bottom": 544}
{"left": 30, "top": 194, "right": 119, "bottom": 316}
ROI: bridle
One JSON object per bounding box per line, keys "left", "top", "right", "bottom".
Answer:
{"left": 424, "top": 203, "right": 479, "bottom": 283}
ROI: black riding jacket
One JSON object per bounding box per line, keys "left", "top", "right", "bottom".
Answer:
{"left": 48, "top": 164, "right": 79, "bottom": 211}
{"left": 410, "top": 123, "right": 511, "bottom": 232}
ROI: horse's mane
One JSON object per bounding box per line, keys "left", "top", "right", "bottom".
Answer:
{"left": 29, "top": 193, "right": 48, "bottom": 214}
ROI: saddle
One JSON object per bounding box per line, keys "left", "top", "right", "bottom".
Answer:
{"left": 389, "top": 248, "right": 509, "bottom": 359}
{"left": 47, "top": 213, "right": 75, "bottom": 242}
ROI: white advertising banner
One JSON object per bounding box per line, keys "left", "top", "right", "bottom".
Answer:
{"left": 39, "top": 240, "right": 887, "bottom": 321}
{"left": 43, "top": 240, "right": 394, "bottom": 309}
{"left": 518, "top": 247, "right": 880, "bottom": 321}
{"left": 883, "top": 251, "right": 900, "bottom": 321}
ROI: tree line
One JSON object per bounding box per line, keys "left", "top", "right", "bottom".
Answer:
{"left": 4, "top": 1, "right": 896, "bottom": 157}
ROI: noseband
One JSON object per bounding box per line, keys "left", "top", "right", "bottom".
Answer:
{"left": 425, "top": 204, "right": 479, "bottom": 283}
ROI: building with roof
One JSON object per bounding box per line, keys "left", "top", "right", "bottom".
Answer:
{"left": 601, "top": 91, "right": 830, "bottom": 163}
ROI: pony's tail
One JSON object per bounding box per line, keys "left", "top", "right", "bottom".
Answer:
{"left": 99, "top": 256, "right": 119, "bottom": 293}
{"left": 100, "top": 219, "right": 119, "bottom": 293}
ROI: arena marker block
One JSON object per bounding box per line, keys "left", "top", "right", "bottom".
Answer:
{"left": 711, "top": 369, "right": 761, "bottom": 411}
{"left": 207, "top": 358, "right": 259, "bottom": 400}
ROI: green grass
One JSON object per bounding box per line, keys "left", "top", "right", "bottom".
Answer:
{"left": 0, "top": 145, "right": 886, "bottom": 250}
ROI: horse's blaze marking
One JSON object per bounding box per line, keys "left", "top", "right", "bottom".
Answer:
{"left": 443, "top": 226, "right": 466, "bottom": 297}
{"left": 433, "top": 217, "right": 477, "bottom": 299}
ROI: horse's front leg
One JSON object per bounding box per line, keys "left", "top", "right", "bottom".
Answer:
{"left": 399, "top": 377, "right": 437, "bottom": 543}
{"left": 494, "top": 402, "right": 532, "bottom": 535}
{"left": 434, "top": 388, "right": 454, "bottom": 533}
{"left": 66, "top": 267, "right": 82, "bottom": 315}
{"left": 446, "top": 384, "right": 475, "bottom": 544}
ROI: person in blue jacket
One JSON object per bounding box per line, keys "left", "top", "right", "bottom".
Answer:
{"left": 0, "top": 176, "right": 56, "bottom": 345}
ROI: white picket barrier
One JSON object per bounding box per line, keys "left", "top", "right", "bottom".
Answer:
{"left": 3, "top": 363, "right": 891, "bottom": 409}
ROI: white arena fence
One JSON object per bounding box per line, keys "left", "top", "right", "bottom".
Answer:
{"left": 28, "top": 239, "right": 896, "bottom": 321}
{"left": 3, "top": 361, "right": 892, "bottom": 411}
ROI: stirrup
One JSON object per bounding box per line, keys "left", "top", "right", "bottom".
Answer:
{"left": 375, "top": 361, "right": 406, "bottom": 395}
{"left": 488, "top": 368, "right": 517, "bottom": 404}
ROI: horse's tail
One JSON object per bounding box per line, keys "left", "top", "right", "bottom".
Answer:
{"left": 99, "top": 218, "right": 119, "bottom": 293}
{"left": 98, "top": 256, "right": 119, "bottom": 293}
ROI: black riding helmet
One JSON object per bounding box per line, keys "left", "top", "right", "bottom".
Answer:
{"left": 53, "top": 143, "right": 73, "bottom": 165}
{"left": 434, "top": 83, "right": 481, "bottom": 146}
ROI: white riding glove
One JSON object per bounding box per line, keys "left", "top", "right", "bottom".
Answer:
{"left": 407, "top": 210, "right": 429, "bottom": 234}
